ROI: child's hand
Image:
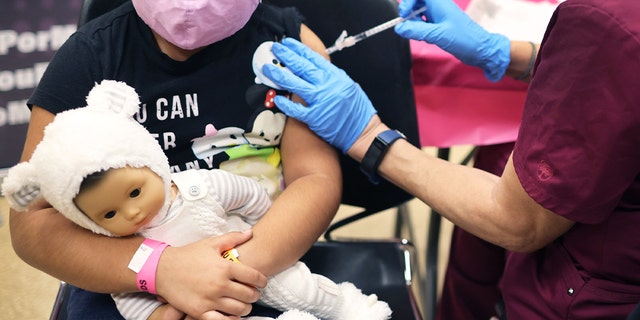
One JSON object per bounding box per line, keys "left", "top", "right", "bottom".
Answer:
{"left": 148, "top": 303, "right": 186, "bottom": 320}
{"left": 154, "top": 231, "right": 267, "bottom": 319}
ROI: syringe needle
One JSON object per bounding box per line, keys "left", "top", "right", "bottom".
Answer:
{"left": 325, "top": 6, "right": 427, "bottom": 55}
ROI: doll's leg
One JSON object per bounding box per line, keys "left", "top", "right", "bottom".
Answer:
{"left": 257, "top": 262, "right": 392, "bottom": 320}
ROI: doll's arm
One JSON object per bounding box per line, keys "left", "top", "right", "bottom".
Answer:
{"left": 113, "top": 292, "right": 189, "bottom": 320}
{"left": 207, "top": 169, "right": 273, "bottom": 225}
{"left": 113, "top": 292, "right": 164, "bottom": 320}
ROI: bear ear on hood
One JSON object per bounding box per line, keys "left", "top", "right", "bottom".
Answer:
{"left": 85, "top": 80, "right": 141, "bottom": 118}
{"left": 1, "top": 162, "right": 42, "bottom": 211}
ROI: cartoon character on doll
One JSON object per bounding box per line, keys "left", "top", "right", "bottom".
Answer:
{"left": 2, "top": 80, "right": 392, "bottom": 320}
{"left": 189, "top": 41, "right": 291, "bottom": 198}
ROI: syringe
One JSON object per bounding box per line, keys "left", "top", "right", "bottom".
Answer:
{"left": 326, "top": 6, "right": 427, "bottom": 55}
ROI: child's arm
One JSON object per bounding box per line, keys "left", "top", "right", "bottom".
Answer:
{"left": 148, "top": 303, "right": 186, "bottom": 320}
{"left": 232, "top": 25, "right": 343, "bottom": 276}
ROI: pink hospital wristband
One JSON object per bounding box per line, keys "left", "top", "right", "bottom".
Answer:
{"left": 127, "top": 238, "right": 169, "bottom": 294}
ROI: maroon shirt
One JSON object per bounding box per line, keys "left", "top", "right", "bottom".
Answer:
{"left": 505, "top": 0, "right": 640, "bottom": 318}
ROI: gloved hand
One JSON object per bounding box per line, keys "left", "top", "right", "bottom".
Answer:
{"left": 395, "top": 0, "right": 511, "bottom": 81}
{"left": 262, "top": 38, "right": 377, "bottom": 153}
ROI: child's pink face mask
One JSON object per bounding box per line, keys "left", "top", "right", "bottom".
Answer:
{"left": 132, "top": 0, "right": 260, "bottom": 50}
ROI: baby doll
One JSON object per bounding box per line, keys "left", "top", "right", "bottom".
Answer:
{"left": 2, "top": 80, "right": 392, "bottom": 320}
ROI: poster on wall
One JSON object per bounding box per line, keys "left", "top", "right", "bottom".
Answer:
{"left": 0, "top": 0, "right": 81, "bottom": 176}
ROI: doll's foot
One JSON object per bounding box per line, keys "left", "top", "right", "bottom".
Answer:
{"left": 333, "top": 282, "right": 392, "bottom": 320}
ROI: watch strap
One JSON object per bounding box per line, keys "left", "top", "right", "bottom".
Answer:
{"left": 360, "top": 129, "right": 406, "bottom": 184}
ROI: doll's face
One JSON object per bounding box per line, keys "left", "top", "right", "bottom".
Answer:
{"left": 74, "top": 166, "right": 165, "bottom": 236}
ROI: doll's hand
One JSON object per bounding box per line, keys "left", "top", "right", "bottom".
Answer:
{"left": 155, "top": 230, "right": 267, "bottom": 319}
{"left": 394, "top": 0, "right": 510, "bottom": 81}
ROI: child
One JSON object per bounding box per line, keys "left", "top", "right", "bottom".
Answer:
{"left": 18, "top": 1, "right": 342, "bottom": 317}
{"left": 2, "top": 80, "right": 392, "bottom": 320}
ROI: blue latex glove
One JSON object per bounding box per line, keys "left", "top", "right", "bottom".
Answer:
{"left": 395, "top": 0, "right": 511, "bottom": 81}
{"left": 262, "top": 38, "right": 377, "bottom": 153}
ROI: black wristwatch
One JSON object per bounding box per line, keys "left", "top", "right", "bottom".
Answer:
{"left": 360, "top": 129, "right": 406, "bottom": 184}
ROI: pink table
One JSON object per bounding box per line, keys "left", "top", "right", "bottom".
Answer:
{"left": 411, "top": 0, "right": 529, "bottom": 148}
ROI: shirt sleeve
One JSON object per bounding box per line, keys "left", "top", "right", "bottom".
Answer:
{"left": 513, "top": 1, "right": 640, "bottom": 224}
{"left": 27, "top": 31, "right": 103, "bottom": 113}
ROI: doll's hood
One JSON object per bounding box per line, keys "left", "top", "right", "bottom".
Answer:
{"left": 1, "top": 80, "right": 172, "bottom": 236}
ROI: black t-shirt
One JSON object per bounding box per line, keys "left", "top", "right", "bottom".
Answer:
{"left": 29, "top": 2, "right": 302, "bottom": 182}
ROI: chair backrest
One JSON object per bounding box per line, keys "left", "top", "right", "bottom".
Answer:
{"left": 77, "top": 0, "right": 128, "bottom": 27}
{"left": 267, "top": 0, "right": 420, "bottom": 215}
